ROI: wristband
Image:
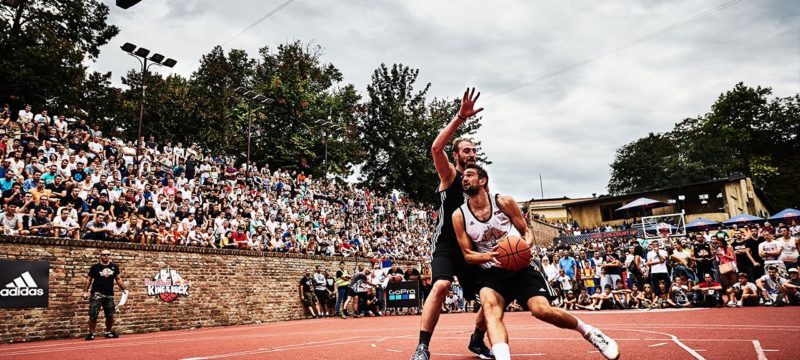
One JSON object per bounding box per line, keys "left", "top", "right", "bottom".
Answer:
{"left": 457, "top": 114, "right": 468, "bottom": 121}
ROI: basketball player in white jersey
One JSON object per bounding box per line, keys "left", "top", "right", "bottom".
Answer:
{"left": 453, "top": 164, "right": 620, "bottom": 360}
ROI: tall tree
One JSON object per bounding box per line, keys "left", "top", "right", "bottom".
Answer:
{"left": 608, "top": 83, "right": 800, "bottom": 209}
{"left": 0, "top": 0, "right": 118, "bottom": 110}
{"left": 357, "top": 63, "right": 485, "bottom": 203}
{"left": 249, "top": 41, "right": 362, "bottom": 177}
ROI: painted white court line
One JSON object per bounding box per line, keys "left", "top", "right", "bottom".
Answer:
{"left": 649, "top": 342, "right": 668, "bottom": 347}
{"left": 623, "top": 329, "right": 705, "bottom": 360}
{"left": 181, "top": 335, "right": 410, "bottom": 360}
{"left": 752, "top": 340, "right": 768, "bottom": 360}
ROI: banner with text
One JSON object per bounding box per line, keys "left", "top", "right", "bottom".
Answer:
{"left": 0, "top": 260, "right": 49, "bottom": 308}
{"left": 386, "top": 281, "right": 420, "bottom": 308}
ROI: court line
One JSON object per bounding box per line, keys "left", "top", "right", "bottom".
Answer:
{"left": 752, "top": 340, "right": 768, "bottom": 360}
{"left": 624, "top": 329, "right": 705, "bottom": 360}
{"left": 180, "top": 335, "right": 410, "bottom": 360}
{"left": 649, "top": 342, "right": 668, "bottom": 347}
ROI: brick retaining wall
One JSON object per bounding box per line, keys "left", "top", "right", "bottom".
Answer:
{"left": 0, "top": 236, "right": 415, "bottom": 341}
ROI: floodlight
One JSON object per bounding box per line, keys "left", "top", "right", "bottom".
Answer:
{"left": 120, "top": 43, "right": 137, "bottom": 53}
{"left": 134, "top": 47, "right": 150, "bottom": 58}
{"left": 149, "top": 53, "right": 165, "bottom": 64}
{"left": 162, "top": 58, "right": 177, "bottom": 68}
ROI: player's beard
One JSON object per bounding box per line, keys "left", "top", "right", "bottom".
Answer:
{"left": 463, "top": 183, "right": 480, "bottom": 195}
{"left": 457, "top": 155, "right": 476, "bottom": 169}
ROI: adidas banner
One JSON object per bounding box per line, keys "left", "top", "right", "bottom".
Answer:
{"left": 0, "top": 260, "right": 49, "bottom": 308}
{"left": 386, "top": 281, "right": 420, "bottom": 308}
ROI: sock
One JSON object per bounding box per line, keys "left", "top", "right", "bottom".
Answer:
{"left": 574, "top": 318, "right": 593, "bottom": 337}
{"left": 491, "top": 343, "right": 511, "bottom": 360}
{"left": 473, "top": 328, "right": 486, "bottom": 341}
{"left": 419, "top": 330, "right": 433, "bottom": 346}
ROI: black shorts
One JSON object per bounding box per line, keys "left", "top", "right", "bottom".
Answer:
{"left": 475, "top": 266, "right": 557, "bottom": 305}
{"left": 431, "top": 247, "right": 479, "bottom": 301}
{"left": 315, "top": 289, "right": 330, "bottom": 304}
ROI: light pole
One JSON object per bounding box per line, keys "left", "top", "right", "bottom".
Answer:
{"left": 315, "top": 118, "right": 342, "bottom": 179}
{"left": 235, "top": 87, "right": 272, "bottom": 173}
{"left": 120, "top": 43, "right": 176, "bottom": 164}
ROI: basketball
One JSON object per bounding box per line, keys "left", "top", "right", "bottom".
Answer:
{"left": 495, "top": 235, "right": 531, "bottom": 271}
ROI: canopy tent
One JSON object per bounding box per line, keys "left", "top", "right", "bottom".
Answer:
{"left": 768, "top": 208, "right": 800, "bottom": 221}
{"left": 685, "top": 218, "right": 721, "bottom": 231}
{"left": 616, "top": 197, "right": 669, "bottom": 212}
{"left": 723, "top": 214, "right": 764, "bottom": 226}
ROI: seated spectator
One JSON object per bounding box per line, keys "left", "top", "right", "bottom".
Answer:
{"left": 785, "top": 268, "right": 800, "bottom": 305}
{"left": 611, "top": 279, "right": 631, "bottom": 309}
{"left": 106, "top": 216, "right": 130, "bottom": 242}
{"left": 692, "top": 273, "right": 723, "bottom": 307}
{"left": 636, "top": 284, "right": 656, "bottom": 309}
{"left": 671, "top": 276, "right": 693, "bottom": 308}
{"left": 28, "top": 208, "right": 53, "bottom": 237}
{"left": 757, "top": 266, "right": 787, "bottom": 306}
{"left": 560, "top": 290, "right": 576, "bottom": 310}
{"left": 52, "top": 210, "right": 80, "bottom": 239}
{"left": 589, "top": 285, "right": 615, "bottom": 310}
{"left": 1, "top": 204, "right": 28, "bottom": 235}
{"left": 84, "top": 214, "right": 108, "bottom": 241}
{"left": 575, "top": 288, "right": 593, "bottom": 310}
{"left": 728, "top": 272, "right": 759, "bottom": 307}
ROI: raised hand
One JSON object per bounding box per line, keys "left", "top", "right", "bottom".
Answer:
{"left": 458, "top": 87, "right": 484, "bottom": 120}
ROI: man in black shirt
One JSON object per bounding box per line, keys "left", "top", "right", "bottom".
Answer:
{"left": 83, "top": 250, "right": 127, "bottom": 340}
{"left": 299, "top": 269, "right": 320, "bottom": 318}
{"left": 691, "top": 234, "right": 714, "bottom": 280}
{"left": 137, "top": 200, "right": 157, "bottom": 220}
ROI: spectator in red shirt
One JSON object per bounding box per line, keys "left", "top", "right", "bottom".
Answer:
{"left": 692, "top": 273, "right": 723, "bottom": 307}
{"left": 232, "top": 227, "right": 249, "bottom": 249}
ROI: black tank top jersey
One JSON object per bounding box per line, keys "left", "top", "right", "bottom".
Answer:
{"left": 431, "top": 171, "right": 465, "bottom": 253}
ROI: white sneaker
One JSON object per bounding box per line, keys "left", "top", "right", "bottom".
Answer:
{"left": 726, "top": 301, "right": 736, "bottom": 307}
{"left": 736, "top": 300, "right": 743, "bottom": 307}
{"left": 584, "top": 328, "right": 620, "bottom": 360}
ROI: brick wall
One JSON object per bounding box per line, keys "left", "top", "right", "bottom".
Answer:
{"left": 0, "top": 236, "right": 415, "bottom": 341}
{"left": 527, "top": 219, "right": 561, "bottom": 247}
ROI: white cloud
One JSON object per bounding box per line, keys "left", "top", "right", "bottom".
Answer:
{"left": 90, "top": 0, "right": 799, "bottom": 201}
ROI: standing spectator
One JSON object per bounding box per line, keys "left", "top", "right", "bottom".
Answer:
{"left": 746, "top": 228, "right": 766, "bottom": 280}
{"left": 579, "top": 259, "right": 596, "bottom": 295}
{"left": 692, "top": 273, "right": 723, "bottom": 307}
{"left": 600, "top": 245, "right": 622, "bottom": 290}
{"left": 298, "top": 268, "right": 320, "bottom": 319}
{"left": 334, "top": 261, "right": 351, "bottom": 317}
{"left": 626, "top": 245, "right": 645, "bottom": 290}
{"left": 727, "top": 272, "right": 759, "bottom": 307}
{"left": 646, "top": 241, "right": 670, "bottom": 294}
{"left": 82, "top": 250, "right": 127, "bottom": 340}
{"left": 777, "top": 226, "right": 799, "bottom": 271}
{"left": 324, "top": 269, "right": 336, "bottom": 313}
{"left": 716, "top": 238, "right": 737, "bottom": 292}
{"left": 556, "top": 268, "right": 572, "bottom": 301}
{"left": 732, "top": 231, "right": 759, "bottom": 282}
{"left": 312, "top": 266, "right": 330, "bottom": 317}
{"left": 342, "top": 268, "right": 374, "bottom": 318}
{"left": 691, "top": 234, "right": 714, "bottom": 282}
{"left": 558, "top": 250, "right": 578, "bottom": 282}
{"left": 759, "top": 232, "right": 786, "bottom": 278}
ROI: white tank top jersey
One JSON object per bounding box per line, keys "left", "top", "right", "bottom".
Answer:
{"left": 459, "top": 193, "right": 521, "bottom": 269}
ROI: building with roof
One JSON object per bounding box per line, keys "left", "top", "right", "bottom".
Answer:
{"left": 537, "top": 174, "right": 772, "bottom": 228}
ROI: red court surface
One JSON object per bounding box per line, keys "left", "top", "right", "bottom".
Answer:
{"left": 1, "top": 307, "right": 798, "bottom": 359}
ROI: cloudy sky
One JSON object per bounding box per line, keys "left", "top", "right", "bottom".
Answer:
{"left": 91, "top": 0, "right": 799, "bottom": 201}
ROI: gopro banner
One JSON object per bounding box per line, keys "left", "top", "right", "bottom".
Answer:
{"left": 386, "top": 281, "right": 420, "bottom": 308}
{"left": 0, "top": 260, "right": 49, "bottom": 308}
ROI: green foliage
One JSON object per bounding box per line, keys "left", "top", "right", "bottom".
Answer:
{"left": 608, "top": 83, "right": 800, "bottom": 209}
{"left": 357, "top": 63, "right": 485, "bottom": 203}
{"left": 0, "top": 0, "right": 118, "bottom": 110}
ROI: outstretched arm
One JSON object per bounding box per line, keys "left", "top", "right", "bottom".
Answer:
{"left": 431, "top": 88, "right": 483, "bottom": 191}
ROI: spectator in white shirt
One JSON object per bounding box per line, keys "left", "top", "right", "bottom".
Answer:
{"left": 17, "top": 105, "right": 33, "bottom": 123}
{"left": 646, "top": 241, "right": 671, "bottom": 294}
{"left": 52, "top": 211, "right": 80, "bottom": 239}
{"left": 106, "top": 217, "right": 130, "bottom": 242}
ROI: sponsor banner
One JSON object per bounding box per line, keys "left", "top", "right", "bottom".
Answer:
{"left": 145, "top": 268, "right": 191, "bottom": 303}
{"left": 386, "top": 281, "right": 419, "bottom": 308}
{"left": 0, "top": 260, "right": 49, "bottom": 308}
{"left": 554, "top": 229, "right": 640, "bottom": 246}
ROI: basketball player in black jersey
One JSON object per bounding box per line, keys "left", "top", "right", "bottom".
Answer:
{"left": 411, "top": 88, "right": 492, "bottom": 360}
{"left": 454, "top": 164, "right": 619, "bottom": 360}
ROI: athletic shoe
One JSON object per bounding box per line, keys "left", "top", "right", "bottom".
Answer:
{"left": 583, "top": 328, "right": 620, "bottom": 360}
{"left": 410, "top": 343, "right": 430, "bottom": 360}
{"left": 340, "top": 313, "right": 347, "bottom": 319}
{"left": 726, "top": 301, "right": 736, "bottom": 307}
{"left": 84, "top": 333, "right": 95, "bottom": 341}
{"left": 376, "top": 311, "right": 383, "bottom": 316}
{"left": 736, "top": 300, "right": 743, "bottom": 307}
{"left": 763, "top": 299, "right": 773, "bottom": 306}
{"left": 104, "top": 331, "right": 119, "bottom": 339}
{"left": 468, "top": 333, "right": 495, "bottom": 359}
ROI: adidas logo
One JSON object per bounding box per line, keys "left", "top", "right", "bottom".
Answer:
{"left": 1, "top": 271, "right": 44, "bottom": 297}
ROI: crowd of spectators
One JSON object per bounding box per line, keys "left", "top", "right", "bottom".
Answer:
{"left": 0, "top": 104, "right": 436, "bottom": 262}
{"left": 534, "top": 222, "right": 800, "bottom": 310}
